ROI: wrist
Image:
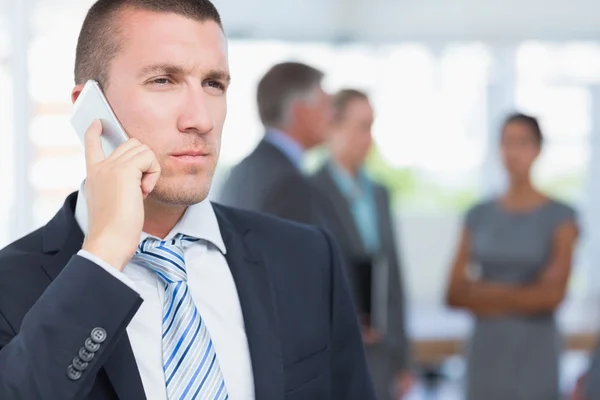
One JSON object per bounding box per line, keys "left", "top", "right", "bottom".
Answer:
{"left": 82, "top": 236, "right": 132, "bottom": 271}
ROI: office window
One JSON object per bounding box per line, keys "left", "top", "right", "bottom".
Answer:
{"left": 515, "top": 41, "right": 595, "bottom": 203}
{"left": 370, "top": 43, "right": 490, "bottom": 213}
{"left": 28, "top": 10, "right": 84, "bottom": 228}
{"left": 0, "top": 17, "right": 11, "bottom": 247}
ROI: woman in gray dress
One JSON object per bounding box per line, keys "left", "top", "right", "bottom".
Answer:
{"left": 445, "top": 112, "right": 579, "bottom": 400}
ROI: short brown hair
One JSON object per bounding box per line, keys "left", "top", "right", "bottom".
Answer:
{"left": 256, "top": 62, "right": 324, "bottom": 127}
{"left": 74, "top": 0, "right": 222, "bottom": 88}
{"left": 332, "top": 88, "right": 369, "bottom": 122}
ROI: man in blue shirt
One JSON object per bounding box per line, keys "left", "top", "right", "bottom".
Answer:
{"left": 312, "top": 89, "right": 414, "bottom": 399}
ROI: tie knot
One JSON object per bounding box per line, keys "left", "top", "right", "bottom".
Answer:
{"left": 133, "top": 233, "right": 199, "bottom": 284}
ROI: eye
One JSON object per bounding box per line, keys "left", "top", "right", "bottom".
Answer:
{"left": 204, "top": 80, "right": 227, "bottom": 93}
{"left": 149, "top": 77, "right": 173, "bottom": 86}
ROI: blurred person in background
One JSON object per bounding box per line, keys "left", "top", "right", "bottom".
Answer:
{"left": 218, "top": 61, "right": 332, "bottom": 226}
{"left": 445, "top": 112, "right": 579, "bottom": 400}
{"left": 312, "top": 89, "right": 414, "bottom": 399}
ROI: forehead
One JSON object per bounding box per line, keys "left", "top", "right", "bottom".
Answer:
{"left": 503, "top": 122, "right": 533, "bottom": 139}
{"left": 344, "top": 98, "right": 372, "bottom": 116}
{"left": 113, "top": 8, "right": 228, "bottom": 72}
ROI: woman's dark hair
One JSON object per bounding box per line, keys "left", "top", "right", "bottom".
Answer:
{"left": 502, "top": 112, "right": 543, "bottom": 146}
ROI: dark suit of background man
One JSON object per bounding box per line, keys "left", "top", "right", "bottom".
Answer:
{"left": 218, "top": 62, "right": 332, "bottom": 226}
{"left": 312, "top": 89, "right": 415, "bottom": 399}
{"left": 0, "top": 1, "right": 375, "bottom": 399}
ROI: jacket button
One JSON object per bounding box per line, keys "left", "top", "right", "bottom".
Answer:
{"left": 79, "top": 347, "right": 95, "bottom": 362}
{"left": 67, "top": 365, "right": 82, "bottom": 381}
{"left": 84, "top": 337, "right": 101, "bottom": 353}
{"left": 90, "top": 327, "right": 107, "bottom": 344}
{"left": 72, "top": 356, "right": 89, "bottom": 371}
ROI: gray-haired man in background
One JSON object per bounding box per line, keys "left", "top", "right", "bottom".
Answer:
{"left": 218, "top": 62, "right": 332, "bottom": 226}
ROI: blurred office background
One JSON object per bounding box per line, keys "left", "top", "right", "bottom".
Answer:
{"left": 2, "top": 0, "right": 600, "bottom": 398}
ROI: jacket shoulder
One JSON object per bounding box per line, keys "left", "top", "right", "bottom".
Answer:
{"left": 0, "top": 227, "right": 51, "bottom": 328}
{"left": 213, "top": 203, "right": 331, "bottom": 246}
{"left": 0, "top": 227, "right": 46, "bottom": 273}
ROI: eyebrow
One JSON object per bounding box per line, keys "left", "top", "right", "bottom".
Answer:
{"left": 137, "top": 63, "right": 189, "bottom": 78}
{"left": 137, "top": 63, "right": 231, "bottom": 83}
{"left": 206, "top": 70, "right": 231, "bottom": 84}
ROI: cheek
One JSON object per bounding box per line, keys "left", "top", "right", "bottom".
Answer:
{"left": 113, "top": 92, "right": 176, "bottom": 148}
{"left": 132, "top": 92, "right": 179, "bottom": 122}
{"left": 503, "top": 148, "right": 535, "bottom": 168}
{"left": 208, "top": 96, "right": 227, "bottom": 130}
{"left": 523, "top": 152, "right": 538, "bottom": 166}
{"left": 363, "top": 134, "right": 373, "bottom": 148}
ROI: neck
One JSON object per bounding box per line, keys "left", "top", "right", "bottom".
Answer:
{"left": 331, "top": 152, "right": 360, "bottom": 177}
{"left": 277, "top": 125, "right": 310, "bottom": 150}
{"left": 505, "top": 176, "right": 538, "bottom": 202}
{"left": 143, "top": 197, "right": 187, "bottom": 239}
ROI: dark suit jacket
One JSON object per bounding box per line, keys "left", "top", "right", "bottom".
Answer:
{"left": 311, "top": 165, "right": 411, "bottom": 373}
{"left": 218, "top": 139, "right": 324, "bottom": 226}
{"left": 0, "top": 192, "right": 375, "bottom": 400}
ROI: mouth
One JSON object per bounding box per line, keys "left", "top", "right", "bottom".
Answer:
{"left": 169, "top": 150, "right": 212, "bottom": 166}
{"left": 171, "top": 150, "right": 209, "bottom": 157}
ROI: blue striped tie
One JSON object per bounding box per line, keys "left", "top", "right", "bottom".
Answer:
{"left": 134, "top": 233, "right": 229, "bottom": 400}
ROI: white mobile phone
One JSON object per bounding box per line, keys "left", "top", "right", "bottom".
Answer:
{"left": 70, "top": 79, "right": 129, "bottom": 156}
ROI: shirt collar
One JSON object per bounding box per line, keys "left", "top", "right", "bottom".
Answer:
{"left": 263, "top": 128, "right": 305, "bottom": 169}
{"left": 74, "top": 181, "right": 227, "bottom": 254}
{"left": 328, "top": 160, "right": 369, "bottom": 199}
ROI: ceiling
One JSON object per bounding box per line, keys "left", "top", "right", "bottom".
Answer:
{"left": 4, "top": 0, "right": 600, "bottom": 43}
{"left": 216, "top": 0, "right": 600, "bottom": 42}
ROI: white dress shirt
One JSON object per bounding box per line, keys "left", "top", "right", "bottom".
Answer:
{"left": 74, "top": 185, "right": 255, "bottom": 400}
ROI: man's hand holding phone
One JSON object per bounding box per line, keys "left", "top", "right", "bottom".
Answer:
{"left": 81, "top": 120, "right": 161, "bottom": 272}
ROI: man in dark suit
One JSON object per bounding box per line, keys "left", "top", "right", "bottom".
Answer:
{"left": 311, "top": 89, "right": 414, "bottom": 399}
{"left": 218, "top": 62, "right": 332, "bottom": 226}
{"left": 0, "top": 1, "right": 375, "bottom": 399}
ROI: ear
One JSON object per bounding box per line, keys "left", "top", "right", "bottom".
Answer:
{"left": 71, "top": 84, "right": 85, "bottom": 104}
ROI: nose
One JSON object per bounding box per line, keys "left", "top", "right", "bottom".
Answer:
{"left": 177, "top": 84, "right": 214, "bottom": 134}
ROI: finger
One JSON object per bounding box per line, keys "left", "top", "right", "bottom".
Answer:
{"left": 141, "top": 169, "right": 161, "bottom": 198}
{"left": 118, "top": 146, "right": 161, "bottom": 198}
{"left": 125, "top": 146, "right": 162, "bottom": 176}
{"left": 84, "top": 120, "right": 105, "bottom": 169}
{"left": 105, "top": 138, "right": 144, "bottom": 162}
{"left": 113, "top": 142, "right": 151, "bottom": 164}
{"left": 136, "top": 151, "right": 161, "bottom": 198}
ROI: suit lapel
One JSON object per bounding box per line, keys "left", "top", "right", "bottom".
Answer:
{"left": 214, "top": 205, "right": 285, "bottom": 400}
{"left": 41, "top": 192, "right": 146, "bottom": 400}
{"left": 314, "top": 167, "right": 366, "bottom": 254}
